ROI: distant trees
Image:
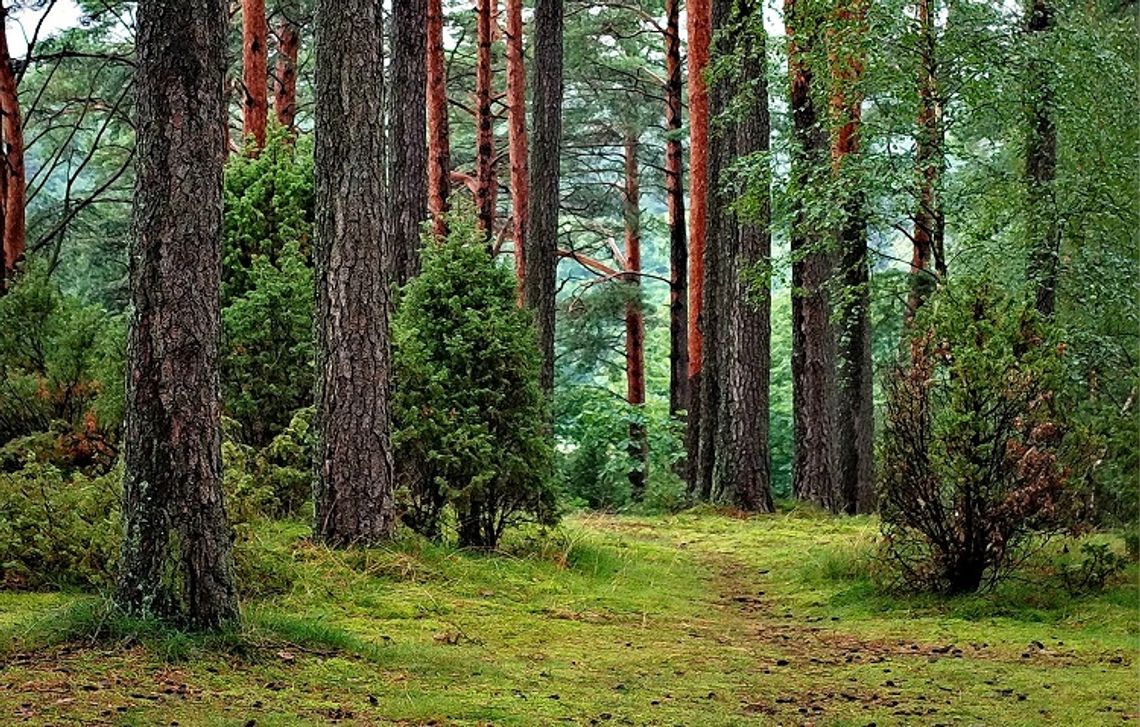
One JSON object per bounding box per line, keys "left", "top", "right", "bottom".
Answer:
{"left": 116, "top": 0, "right": 238, "bottom": 629}
{"left": 311, "top": 0, "right": 395, "bottom": 546}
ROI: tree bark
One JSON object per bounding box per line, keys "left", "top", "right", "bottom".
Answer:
{"left": 387, "top": 0, "right": 428, "bottom": 286}
{"left": 116, "top": 0, "right": 238, "bottom": 630}
{"left": 505, "top": 0, "right": 528, "bottom": 294}
{"left": 829, "top": 0, "right": 874, "bottom": 514}
{"left": 273, "top": 1, "right": 300, "bottom": 132}
{"left": 524, "top": 0, "right": 564, "bottom": 394}
{"left": 787, "top": 0, "right": 840, "bottom": 512}
{"left": 1025, "top": 0, "right": 1058, "bottom": 317}
{"left": 474, "top": 0, "right": 497, "bottom": 241}
{"left": 427, "top": 0, "right": 452, "bottom": 239}
{"left": 684, "top": 0, "right": 711, "bottom": 496}
{"left": 623, "top": 132, "right": 648, "bottom": 500}
{"left": 0, "top": 6, "right": 25, "bottom": 288}
{"left": 711, "top": 0, "right": 773, "bottom": 513}
{"left": 312, "top": 0, "right": 396, "bottom": 546}
{"left": 241, "top": 0, "right": 269, "bottom": 150}
{"left": 908, "top": 0, "right": 945, "bottom": 321}
{"left": 665, "top": 0, "right": 689, "bottom": 421}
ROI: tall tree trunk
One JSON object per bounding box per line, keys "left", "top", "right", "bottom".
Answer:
{"left": 908, "top": 0, "right": 945, "bottom": 320}
{"left": 387, "top": 0, "right": 428, "bottom": 286}
{"left": 623, "top": 132, "right": 648, "bottom": 500}
{"left": 1025, "top": 0, "right": 1058, "bottom": 317}
{"left": 524, "top": 0, "right": 564, "bottom": 394}
{"left": 116, "top": 0, "right": 238, "bottom": 630}
{"left": 684, "top": 0, "right": 711, "bottom": 497}
{"left": 0, "top": 7, "right": 24, "bottom": 288}
{"left": 474, "top": 0, "right": 496, "bottom": 240}
{"left": 505, "top": 0, "right": 528, "bottom": 293}
{"left": 241, "top": 0, "right": 269, "bottom": 149}
{"left": 830, "top": 0, "right": 874, "bottom": 514}
{"left": 711, "top": 0, "right": 773, "bottom": 513}
{"left": 273, "top": 1, "right": 300, "bottom": 132}
{"left": 427, "top": 0, "right": 452, "bottom": 238}
{"left": 665, "top": 0, "right": 689, "bottom": 421}
{"left": 787, "top": 0, "right": 840, "bottom": 512}
{"left": 312, "top": 0, "right": 396, "bottom": 546}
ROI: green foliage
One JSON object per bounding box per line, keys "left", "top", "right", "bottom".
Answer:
{"left": 392, "top": 213, "right": 557, "bottom": 548}
{"left": 1058, "top": 542, "right": 1126, "bottom": 595}
{"left": 879, "top": 277, "right": 1091, "bottom": 593}
{"left": 0, "top": 267, "right": 124, "bottom": 456}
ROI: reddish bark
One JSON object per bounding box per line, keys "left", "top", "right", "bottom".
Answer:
{"left": 241, "top": 0, "right": 269, "bottom": 150}
{"left": 908, "top": 0, "right": 945, "bottom": 321}
{"left": 623, "top": 133, "right": 647, "bottom": 500}
{"left": 427, "top": 0, "right": 452, "bottom": 238}
{"left": 474, "top": 0, "right": 496, "bottom": 241}
{"left": 665, "top": 0, "right": 688, "bottom": 419}
{"left": 505, "top": 0, "right": 528, "bottom": 295}
{"left": 685, "top": 0, "right": 710, "bottom": 384}
{"left": 0, "top": 8, "right": 24, "bottom": 285}
{"left": 273, "top": 10, "right": 299, "bottom": 132}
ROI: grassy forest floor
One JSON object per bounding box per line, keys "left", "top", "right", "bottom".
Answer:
{"left": 0, "top": 511, "right": 1136, "bottom": 726}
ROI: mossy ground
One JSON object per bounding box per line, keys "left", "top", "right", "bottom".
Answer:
{"left": 0, "top": 510, "right": 1136, "bottom": 725}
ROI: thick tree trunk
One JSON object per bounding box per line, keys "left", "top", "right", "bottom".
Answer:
{"left": 116, "top": 0, "right": 238, "bottom": 630}
{"left": 387, "top": 0, "right": 428, "bottom": 286}
{"left": 711, "top": 0, "right": 773, "bottom": 513}
{"left": 623, "top": 133, "right": 648, "bottom": 500}
{"left": 0, "top": 8, "right": 25, "bottom": 288}
{"left": 427, "top": 0, "right": 452, "bottom": 238}
{"left": 684, "top": 0, "right": 711, "bottom": 497}
{"left": 908, "top": 0, "right": 945, "bottom": 321}
{"left": 829, "top": 0, "right": 874, "bottom": 514}
{"left": 1025, "top": 0, "right": 1058, "bottom": 317}
{"left": 312, "top": 0, "right": 396, "bottom": 546}
{"left": 524, "top": 0, "right": 564, "bottom": 394}
{"left": 787, "top": 0, "right": 840, "bottom": 512}
{"left": 474, "top": 0, "right": 497, "bottom": 240}
{"left": 665, "top": 0, "right": 689, "bottom": 420}
{"left": 241, "top": 0, "right": 269, "bottom": 150}
{"left": 505, "top": 0, "right": 528, "bottom": 294}
{"left": 273, "top": 2, "right": 300, "bottom": 132}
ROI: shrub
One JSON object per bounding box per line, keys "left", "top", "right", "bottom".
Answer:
{"left": 1058, "top": 541, "right": 1126, "bottom": 595}
{"left": 878, "top": 278, "right": 1089, "bottom": 594}
{"left": 392, "top": 213, "right": 557, "bottom": 548}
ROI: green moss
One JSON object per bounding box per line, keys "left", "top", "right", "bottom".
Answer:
{"left": 0, "top": 513, "right": 1134, "bottom": 725}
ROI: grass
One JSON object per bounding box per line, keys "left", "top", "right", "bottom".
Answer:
{"left": 0, "top": 511, "right": 1136, "bottom": 725}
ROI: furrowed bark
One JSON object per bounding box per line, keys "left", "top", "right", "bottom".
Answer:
{"left": 312, "top": 0, "right": 396, "bottom": 546}
{"left": 665, "top": 0, "right": 689, "bottom": 420}
{"left": 117, "top": 0, "right": 238, "bottom": 630}
{"left": 427, "top": 0, "right": 452, "bottom": 238}
{"left": 623, "top": 132, "right": 647, "bottom": 501}
{"left": 524, "top": 0, "right": 564, "bottom": 394}
{"left": 241, "top": 0, "right": 269, "bottom": 150}
{"left": 0, "top": 7, "right": 25, "bottom": 288}
{"left": 506, "top": 0, "right": 528, "bottom": 294}
{"left": 273, "top": 1, "right": 300, "bottom": 131}
{"left": 387, "top": 0, "right": 429, "bottom": 285}
{"left": 474, "top": 0, "right": 497, "bottom": 241}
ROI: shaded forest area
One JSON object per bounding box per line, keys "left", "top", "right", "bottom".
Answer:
{"left": 0, "top": 0, "right": 1136, "bottom": 723}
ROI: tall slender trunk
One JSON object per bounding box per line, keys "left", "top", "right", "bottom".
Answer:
{"left": 1025, "top": 0, "right": 1058, "bottom": 317}
{"left": 273, "top": 2, "right": 300, "bottom": 132}
{"left": 0, "top": 7, "right": 24, "bottom": 287}
{"left": 665, "top": 0, "right": 689, "bottom": 420}
{"left": 117, "top": 0, "right": 237, "bottom": 630}
{"left": 241, "top": 0, "right": 269, "bottom": 149}
{"left": 505, "top": 0, "right": 528, "bottom": 294}
{"left": 711, "top": 0, "right": 773, "bottom": 513}
{"left": 524, "top": 0, "right": 564, "bottom": 394}
{"left": 427, "top": 0, "right": 452, "bottom": 238}
{"left": 787, "top": 0, "right": 840, "bottom": 512}
{"left": 830, "top": 0, "right": 874, "bottom": 514}
{"left": 474, "top": 0, "right": 496, "bottom": 240}
{"left": 387, "top": 0, "right": 428, "bottom": 286}
{"left": 312, "top": 0, "right": 396, "bottom": 546}
{"left": 908, "top": 0, "right": 945, "bottom": 320}
{"left": 623, "top": 132, "right": 648, "bottom": 500}
{"left": 684, "top": 0, "right": 711, "bottom": 496}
